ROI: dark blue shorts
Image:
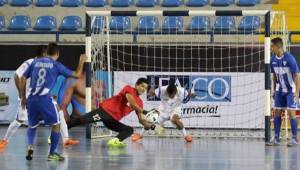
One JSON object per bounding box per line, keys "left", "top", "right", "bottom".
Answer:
{"left": 26, "top": 96, "right": 60, "bottom": 127}
{"left": 274, "top": 91, "right": 299, "bottom": 110}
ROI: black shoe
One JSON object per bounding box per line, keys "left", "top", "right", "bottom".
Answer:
{"left": 26, "top": 149, "right": 34, "bottom": 161}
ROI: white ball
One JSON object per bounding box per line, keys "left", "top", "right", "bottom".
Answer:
{"left": 145, "top": 109, "right": 159, "bottom": 124}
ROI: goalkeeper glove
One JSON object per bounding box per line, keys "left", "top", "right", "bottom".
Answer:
{"left": 142, "top": 110, "right": 148, "bottom": 115}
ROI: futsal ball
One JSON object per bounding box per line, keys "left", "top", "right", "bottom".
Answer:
{"left": 145, "top": 109, "right": 160, "bottom": 124}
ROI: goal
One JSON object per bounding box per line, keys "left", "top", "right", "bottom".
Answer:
{"left": 85, "top": 10, "right": 273, "bottom": 140}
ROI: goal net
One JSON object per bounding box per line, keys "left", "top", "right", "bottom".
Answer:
{"left": 85, "top": 10, "right": 274, "bottom": 139}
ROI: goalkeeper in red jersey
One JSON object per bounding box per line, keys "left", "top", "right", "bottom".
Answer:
{"left": 67, "top": 78, "right": 154, "bottom": 147}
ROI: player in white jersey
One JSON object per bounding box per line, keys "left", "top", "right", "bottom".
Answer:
{"left": 132, "top": 84, "right": 193, "bottom": 142}
{"left": 0, "top": 46, "right": 47, "bottom": 149}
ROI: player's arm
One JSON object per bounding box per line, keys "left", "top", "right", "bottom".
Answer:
{"left": 136, "top": 112, "right": 152, "bottom": 130}
{"left": 293, "top": 73, "right": 300, "bottom": 100}
{"left": 182, "top": 88, "right": 196, "bottom": 104}
{"left": 19, "top": 60, "right": 33, "bottom": 108}
{"left": 270, "top": 58, "right": 276, "bottom": 98}
{"left": 71, "top": 54, "right": 86, "bottom": 78}
{"left": 19, "top": 76, "right": 27, "bottom": 109}
{"left": 15, "top": 59, "right": 33, "bottom": 99}
{"left": 57, "top": 54, "right": 86, "bottom": 79}
{"left": 126, "top": 93, "right": 144, "bottom": 113}
{"left": 125, "top": 93, "right": 152, "bottom": 129}
{"left": 271, "top": 74, "right": 276, "bottom": 98}
{"left": 288, "top": 55, "right": 300, "bottom": 100}
{"left": 147, "top": 86, "right": 156, "bottom": 97}
{"left": 14, "top": 74, "right": 21, "bottom": 98}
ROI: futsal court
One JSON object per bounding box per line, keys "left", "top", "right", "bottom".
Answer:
{"left": 0, "top": 126, "right": 299, "bottom": 170}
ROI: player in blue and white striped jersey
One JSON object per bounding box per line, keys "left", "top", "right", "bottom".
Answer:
{"left": 20, "top": 43, "right": 86, "bottom": 161}
{"left": 267, "top": 37, "right": 300, "bottom": 147}
{"left": 0, "top": 46, "right": 47, "bottom": 149}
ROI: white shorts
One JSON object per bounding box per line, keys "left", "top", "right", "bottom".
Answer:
{"left": 16, "top": 100, "right": 28, "bottom": 121}
{"left": 158, "top": 107, "right": 181, "bottom": 125}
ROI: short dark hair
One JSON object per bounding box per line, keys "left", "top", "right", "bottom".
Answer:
{"left": 271, "top": 37, "right": 283, "bottom": 48}
{"left": 36, "top": 45, "right": 47, "bottom": 58}
{"left": 166, "top": 84, "right": 177, "bottom": 96}
{"left": 136, "top": 78, "right": 148, "bottom": 85}
{"left": 47, "top": 43, "right": 60, "bottom": 56}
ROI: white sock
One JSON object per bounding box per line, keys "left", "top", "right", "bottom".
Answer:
{"left": 59, "top": 110, "right": 69, "bottom": 143}
{"left": 181, "top": 128, "right": 187, "bottom": 137}
{"left": 3, "top": 120, "right": 22, "bottom": 141}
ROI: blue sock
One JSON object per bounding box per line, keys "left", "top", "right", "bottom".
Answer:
{"left": 274, "top": 116, "right": 282, "bottom": 140}
{"left": 290, "top": 117, "right": 298, "bottom": 140}
{"left": 49, "top": 131, "right": 60, "bottom": 155}
{"left": 27, "top": 128, "right": 36, "bottom": 146}
{"left": 274, "top": 116, "right": 281, "bottom": 140}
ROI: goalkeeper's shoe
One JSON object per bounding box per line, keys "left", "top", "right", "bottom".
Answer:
{"left": 48, "top": 152, "right": 65, "bottom": 161}
{"left": 131, "top": 133, "right": 143, "bottom": 142}
{"left": 107, "top": 138, "right": 127, "bottom": 148}
{"left": 64, "top": 139, "right": 80, "bottom": 147}
{"left": 265, "top": 138, "right": 280, "bottom": 146}
{"left": 184, "top": 135, "right": 193, "bottom": 143}
{"left": 0, "top": 139, "right": 8, "bottom": 149}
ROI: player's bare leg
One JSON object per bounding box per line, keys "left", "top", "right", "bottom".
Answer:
{"left": 171, "top": 114, "right": 192, "bottom": 142}
{"left": 287, "top": 110, "right": 298, "bottom": 147}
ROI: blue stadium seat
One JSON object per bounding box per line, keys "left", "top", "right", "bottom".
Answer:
{"left": 92, "top": 16, "right": 105, "bottom": 30}
{"left": 0, "top": 0, "right": 6, "bottom": 6}
{"left": 8, "top": 15, "right": 31, "bottom": 30}
{"left": 238, "top": 16, "right": 261, "bottom": 31}
{"left": 162, "top": 16, "right": 183, "bottom": 31}
{"left": 162, "top": 0, "right": 183, "bottom": 7}
{"left": 0, "top": 16, "right": 5, "bottom": 30}
{"left": 211, "top": 0, "right": 233, "bottom": 6}
{"left": 186, "top": 0, "right": 208, "bottom": 7}
{"left": 34, "top": 16, "right": 56, "bottom": 30}
{"left": 214, "top": 16, "right": 235, "bottom": 31}
{"left": 36, "top": 0, "right": 56, "bottom": 7}
{"left": 189, "top": 16, "right": 210, "bottom": 30}
{"left": 137, "top": 16, "right": 159, "bottom": 31}
{"left": 111, "top": 0, "right": 133, "bottom": 7}
{"left": 61, "top": 0, "right": 82, "bottom": 7}
{"left": 110, "top": 16, "right": 131, "bottom": 30}
{"left": 60, "top": 16, "right": 82, "bottom": 30}
{"left": 10, "top": 0, "right": 31, "bottom": 6}
{"left": 237, "top": 0, "right": 259, "bottom": 6}
{"left": 86, "top": 0, "right": 106, "bottom": 7}
{"left": 136, "top": 0, "right": 157, "bottom": 7}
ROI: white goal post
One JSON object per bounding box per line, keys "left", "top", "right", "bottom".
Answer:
{"left": 85, "top": 10, "right": 272, "bottom": 141}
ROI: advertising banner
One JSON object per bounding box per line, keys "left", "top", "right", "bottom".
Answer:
{"left": 0, "top": 71, "right": 19, "bottom": 122}
{"left": 115, "top": 72, "right": 265, "bottom": 128}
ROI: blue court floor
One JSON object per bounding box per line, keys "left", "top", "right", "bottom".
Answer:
{"left": 0, "top": 126, "right": 299, "bottom": 170}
